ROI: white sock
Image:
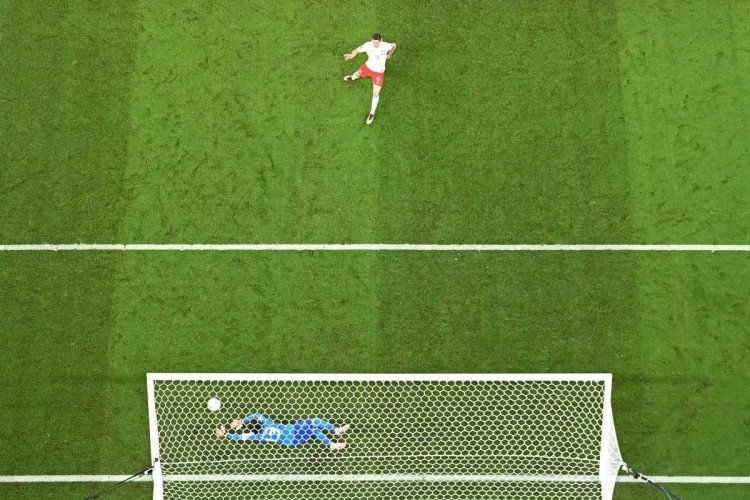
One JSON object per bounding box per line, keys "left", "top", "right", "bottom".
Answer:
{"left": 370, "top": 95, "right": 380, "bottom": 114}
{"left": 350, "top": 73, "right": 360, "bottom": 80}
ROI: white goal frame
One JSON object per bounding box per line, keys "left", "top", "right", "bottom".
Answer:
{"left": 147, "top": 373, "right": 623, "bottom": 500}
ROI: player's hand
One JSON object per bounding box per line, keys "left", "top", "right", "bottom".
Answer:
{"left": 214, "top": 427, "right": 226, "bottom": 438}
{"left": 230, "top": 419, "right": 243, "bottom": 430}
{"left": 343, "top": 53, "right": 353, "bottom": 61}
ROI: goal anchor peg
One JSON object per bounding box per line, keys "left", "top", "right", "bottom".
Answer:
{"left": 621, "top": 463, "right": 683, "bottom": 500}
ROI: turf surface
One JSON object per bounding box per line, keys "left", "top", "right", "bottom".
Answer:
{"left": 0, "top": 0, "right": 748, "bottom": 499}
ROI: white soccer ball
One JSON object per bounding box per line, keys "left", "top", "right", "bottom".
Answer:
{"left": 207, "top": 397, "right": 221, "bottom": 412}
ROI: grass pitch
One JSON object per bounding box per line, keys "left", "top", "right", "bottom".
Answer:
{"left": 1, "top": 1, "right": 748, "bottom": 499}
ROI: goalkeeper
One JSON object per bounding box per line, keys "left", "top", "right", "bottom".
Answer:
{"left": 214, "top": 413, "right": 349, "bottom": 450}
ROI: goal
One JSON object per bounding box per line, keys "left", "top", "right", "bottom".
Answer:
{"left": 147, "top": 374, "right": 624, "bottom": 499}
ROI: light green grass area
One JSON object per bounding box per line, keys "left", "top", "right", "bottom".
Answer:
{"left": 0, "top": 0, "right": 748, "bottom": 499}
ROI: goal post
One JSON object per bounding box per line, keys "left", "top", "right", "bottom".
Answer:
{"left": 146, "top": 373, "right": 625, "bottom": 499}
{"left": 147, "top": 375, "right": 164, "bottom": 499}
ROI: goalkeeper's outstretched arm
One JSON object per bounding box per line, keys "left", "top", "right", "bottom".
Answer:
{"left": 214, "top": 413, "right": 274, "bottom": 441}
{"left": 213, "top": 426, "right": 263, "bottom": 441}
{"left": 239, "top": 412, "right": 274, "bottom": 427}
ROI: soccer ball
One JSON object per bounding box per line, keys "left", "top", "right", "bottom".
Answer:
{"left": 207, "top": 397, "right": 221, "bottom": 412}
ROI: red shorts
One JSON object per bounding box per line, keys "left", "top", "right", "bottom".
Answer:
{"left": 359, "top": 64, "right": 385, "bottom": 86}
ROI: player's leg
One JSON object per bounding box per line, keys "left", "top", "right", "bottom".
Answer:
{"left": 334, "top": 423, "right": 350, "bottom": 435}
{"left": 287, "top": 419, "right": 315, "bottom": 446}
{"left": 311, "top": 427, "right": 332, "bottom": 446}
{"left": 344, "top": 69, "right": 363, "bottom": 82}
{"left": 306, "top": 422, "right": 344, "bottom": 448}
{"left": 311, "top": 418, "right": 349, "bottom": 435}
{"left": 305, "top": 419, "right": 347, "bottom": 449}
{"left": 282, "top": 422, "right": 305, "bottom": 447}
{"left": 312, "top": 427, "right": 346, "bottom": 450}
{"left": 366, "top": 84, "right": 381, "bottom": 125}
{"left": 311, "top": 418, "right": 334, "bottom": 431}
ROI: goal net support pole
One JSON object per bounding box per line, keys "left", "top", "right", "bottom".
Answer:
{"left": 147, "top": 376, "right": 164, "bottom": 499}
{"left": 147, "top": 373, "right": 625, "bottom": 500}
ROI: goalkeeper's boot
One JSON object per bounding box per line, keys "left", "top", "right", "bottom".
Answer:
{"left": 329, "top": 442, "right": 347, "bottom": 450}
{"left": 334, "top": 424, "right": 350, "bottom": 436}
{"left": 366, "top": 113, "right": 375, "bottom": 125}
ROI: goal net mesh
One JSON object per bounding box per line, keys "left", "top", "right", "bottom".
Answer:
{"left": 148, "top": 375, "right": 623, "bottom": 499}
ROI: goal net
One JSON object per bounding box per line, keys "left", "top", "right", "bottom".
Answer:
{"left": 147, "top": 374, "right": 624, "bottom": 500}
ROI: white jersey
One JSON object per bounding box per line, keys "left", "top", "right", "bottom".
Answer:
{"left": 356, "top": 41, "right": 394, "bottom": 73}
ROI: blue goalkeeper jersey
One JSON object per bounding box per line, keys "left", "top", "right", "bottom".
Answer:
{"left": 223, "top": 413, "right": 335, "bottom": 447}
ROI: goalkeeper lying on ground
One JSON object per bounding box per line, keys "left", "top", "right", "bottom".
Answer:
{"left": 214, "top": 413, "right": 350, "bottom": 450}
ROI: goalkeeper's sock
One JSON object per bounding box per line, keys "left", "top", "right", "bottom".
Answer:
{"left": 334, "top": 424, "right": 350, "bottom": 436}
{"left": 370, "top": 95, "right": 380, "bottom": 114}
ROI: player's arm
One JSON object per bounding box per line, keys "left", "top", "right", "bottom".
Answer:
{"left": 231, "top": 413, "right": 274, "bottom": 430}
{"left": 228, "top": 413, "right": 259, "bottom": 429}
{"left": 387, "top": 43, "right": 397, "bottom": 59}
{"left": 343, "top": 44, "right": 365, "bottom": 61}
{"left": 241, "top": 413, "right": 274, "bottom": 426}
{"left": 214, "top": 426, "right": 262, "bottom": 441}
{"left": 224, "top": 414, "right": 262, "bottom": 431}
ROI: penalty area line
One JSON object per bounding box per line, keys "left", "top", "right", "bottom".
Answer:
{"left": 0, "top": 475, "right": 749, "bottom": 484}
{"left": 0, "top": 244, "right": 749, "bottom": 252}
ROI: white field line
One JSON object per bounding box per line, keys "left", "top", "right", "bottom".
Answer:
{"left": 0, "top": 244, "right": 749, "bottom": 252}
{"left": 0, "top": 474, "right": 749, "bottom": 484}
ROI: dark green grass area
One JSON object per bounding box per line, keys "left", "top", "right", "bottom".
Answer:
{"left": 616, "top": 483, "right": 750, "bottom": 500}
{"left": 0, "top": 482, "right": 152, "bottom": 500}
{"left": 617, "top": 0, "right": 750, "bottom": 243}
{"left": 376, "top": 0, "right": 632, "bottom": 243}
{"left": 0, "top": 254, "right": 125, "bottom": 474}
{"left": 0, "top": 2, "right": 137, "bottom": 242}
